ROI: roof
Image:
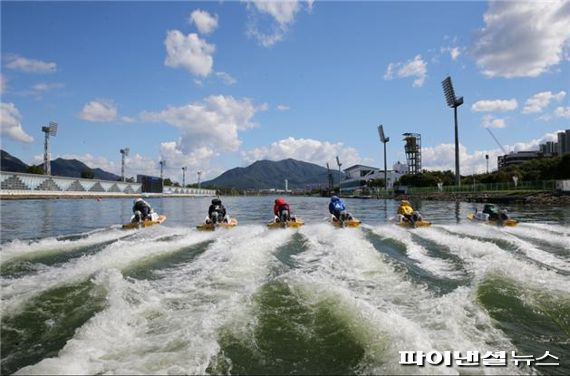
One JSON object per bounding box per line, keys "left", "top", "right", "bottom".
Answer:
{"left": 343, "top": 164, "right": 379, "bottom": 172}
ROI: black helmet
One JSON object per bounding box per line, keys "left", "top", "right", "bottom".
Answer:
{"left": 212, "top": 198, "right": 221, "bottom": 205}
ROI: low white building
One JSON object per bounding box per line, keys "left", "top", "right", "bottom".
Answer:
{"left": 339, "top": 162, "right": 407, "bottom": 193}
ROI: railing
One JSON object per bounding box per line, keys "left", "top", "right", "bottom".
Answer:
{"left": 162, "top": 186, "right": 216, "bottom": 196}
{"left": 406, "top": 180, "right": 557, "bottom": 194}
{"left": 0, "top": 171, "right": 142, "bottom": 194}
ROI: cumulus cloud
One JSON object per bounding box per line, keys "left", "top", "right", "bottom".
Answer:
{"left": 481, "top": 114, "right": 506, "bottom": 128}
{"left": 553, "top": 106, "right": 570, "bottom": 119}
{"left": 189, "top": 9, "right": 219, "bottom": 34}
{"left": 0, "top": 74, "right": 6, "bottom": 94}
{"left": 0, "top": 102, "right": 34, "bottom": 143}
{"left": 164, "top": 30, "right": 215, "bottom": 77}
{"left": 215, "top": 71, "right": 237, "bottom": 85}
{"left": 422, "top": 131, "right": 561, "bottom": 173}
{"left": 4, "top": 54, "right": 57, "bottom": 74}
{"left": 384, "top": 55, "right": 427, "bottom": 87}
{"left": 440, "top": 46, "right": 461, "bottom": 60}
{"left": 471, "top": 99, "right": 518, "bottom": 112}
{"left": 242, "top": 137, "right": 369, "bottom": 167}
{"left": 276, "top": 104, "right": 290, "bottom": 111}
{"left": 141, "top": 95, "right": 266, "bottom": 156}
{"left": 79, "top": 100, "right": 118, "bottom": 122}
{"left": 473, "top": 1, "right": 570, "bottom": 78}
{"left": 246, "top": 0, "right": 312, "bottom": 47}
{"left": 522, "top": 91, "right": 566, "bottom": 113}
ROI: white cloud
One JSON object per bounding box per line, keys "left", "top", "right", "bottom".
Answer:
{"left": 0, "top": 102, "right": 34, "bottom": 143}
{"left": 473, "top": 1, "right": 570, "bottom": 78}
{"left": 242, "top": 137, "right": 369, "bottom": 167}
{"left": 215, "top": 71, "right": 237, "bottom": 85}
{"left": 31, "top": 82, "right": 64, "bottom": 92}
{"left": 384, "top": 55, "right": 427, "bottom": 87}
{"left": 141, "top": 95, "right": 266, "bottom": 155}
{"left": 246, "top": 0, "right": 312, "bottom": 47}
{"left": 189, "top": 9, "right": 219, "bottom": 34}
{"left": 0, "top": 74, "right": 6, "bottom": 94}
{"left": 472, "top": 99, "right": 518, "bottom": 112}
{"left": 276, "top": 104, "right": 290, "bottom": 111}
{"left": 164, "top": 30, "right": 215, "bottom": 77}
{"left": 79, "top": 100, "right": 118, "bottom": 122}
{"left": 4, "top": 54, "right": 57, "bottom": 74}
{"left": 553, "top": 106, "right": 570, "bottom": 118}
{"left": 481, "top": 114, "right": 506, "bottom": 129}
{"left": 440, "top": 46, "right": 461, "bottom": 60}
{"left": 522, "top": 91, "right": 566, "bottom": 113}
{"left": 422, "top": 131, "right": 561, "bottom": 173}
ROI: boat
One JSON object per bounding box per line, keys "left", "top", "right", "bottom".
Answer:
{"left": 466, "top": 213, "right": 518, "bottom": 227}
{"left": 122, "top": 214, "right": 167, "bottom": 229}
{"left": 196, "top": 217, "right": 238, "bottom": 231}
{"left": 330, "top": 216, "right": 361, "bottom": 228}
{"left": 393, "top": 214, "right": 431, "bottom": 228}
{"left": 267, "top": 218, "right": 305, "bottom": 229}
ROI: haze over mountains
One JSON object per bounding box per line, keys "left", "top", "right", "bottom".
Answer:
{"left": 1, "top": 150, "right": 342, "bottom": 189}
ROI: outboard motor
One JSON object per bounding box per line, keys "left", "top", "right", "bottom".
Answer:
{"left": 279, "top": 209, "right": 290, "bottom": 222}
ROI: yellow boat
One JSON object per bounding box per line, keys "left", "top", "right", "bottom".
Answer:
{"left": 330, "top": 217, "right": 361, "bottom": 228}
{"left": 466, "top": 213, "right": 518, "bottom": 227}
{"left": 196, "top": 218, "right": 238, "bottom": 231}
{"left": 267, "top": 218, "right": 305, "bottom": 229}
{"left": 122, "top": 215, "right": 167, "bottom": 229}
{"left": 397, "top": 219, "right": 432, "bottom": 228}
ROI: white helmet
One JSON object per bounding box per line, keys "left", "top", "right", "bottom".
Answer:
{"left": 134, "top": 198, "right": 143, "bottom": 204}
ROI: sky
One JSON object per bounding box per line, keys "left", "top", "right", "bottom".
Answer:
{"left": 1, "top": 0, "right": 569, "bottom": 184}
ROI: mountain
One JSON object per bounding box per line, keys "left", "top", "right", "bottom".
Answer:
{"left": 0, "top": 150, "right": 120, "bottom": 181}
{"left": 202, "top": 158, "right": 344, "bottom": 190}
{"left": 0, "top": 150, "right": 28, "bottom": 173}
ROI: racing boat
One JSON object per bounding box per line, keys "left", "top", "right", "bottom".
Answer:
{"left": 196, "top": 217, "right": 238, "bottom": 231}
{"left": 122, "top": 214, "right": 167, "bottom": 229}
{"left": 393, "top": 214, "right": 431, "bottom": 228}
{"left": 330, "top": 215, "right": 361, "bottom": 228}
{"left": 267, "top": 218, "right": 305, "bottom": 229}
{"left": 467, "top": 212, "right": 518, "bottom": 227}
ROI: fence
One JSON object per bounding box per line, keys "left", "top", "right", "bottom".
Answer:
{"left": 0, "top": 171, "right": 142, "bottom": 194}
{"left": 162, "top": 186, "right": 216, "bottom": 196}
{"left": 406, "top": 180, "right": 557, "bottom": 194}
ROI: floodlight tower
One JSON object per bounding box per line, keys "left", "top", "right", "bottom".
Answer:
{"left": 378, "top": 125, "right": 390, "bottom": 191}
{"left": 159, "top": 160, "right": 166, "bottom": 192}
{"left": 120, "top": 147, "right": 129, "bottom": 182}
{"left": 197, "top": 170, "right": 202, "bottom": 189}
{"left": 41, "top": 122, "right": 58, "bottom": 175}
{"left": 326, "top": 163, "right": 334, "bottom": 192}
{"left": 336, "top": 156, "right": 342, "bottom": 195}
{"left": 485, "top": 154, "right": 489, "bottom": 174}
{"left": 442, "top": 76, "right": 464, "bottom": 186}
{"left": 182, "top": 166, "right": 187, "bottom": 187}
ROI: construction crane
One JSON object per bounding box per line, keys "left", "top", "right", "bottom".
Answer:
{"left": 485, "top": 127, "right": 507, "bottom": 154}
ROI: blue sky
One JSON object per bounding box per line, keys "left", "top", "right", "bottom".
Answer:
{"left": 1, "top": 1, "right": 569, "bottom": 183}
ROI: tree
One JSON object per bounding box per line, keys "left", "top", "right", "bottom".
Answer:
{"left": 163, "top": 178, "right": 173, "bottom": 186}
{"left": 26, "top": 165, "right": 44, "bottom": 175}
{"left": 367, "top": 178, "right": 385, "bottom": 188}
{"left": 81, "top": 169, "right": 95, "bottom": 179}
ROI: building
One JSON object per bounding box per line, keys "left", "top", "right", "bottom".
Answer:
{"left": 558, "top": 130, "right": 570, "bottom": 155}
{"left": 340, "top": 162, "right": 407, "bottom": 193}
{"left": 540, "top": 141, "right": 558, "bottom": 156}
{"left": 497, "top": 151, "right": 543, "bottom": 170}
{"left": 137, "top": 174, "right": 163, "bottom": 193}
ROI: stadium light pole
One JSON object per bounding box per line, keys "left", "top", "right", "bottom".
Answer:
{"left": 182, "top": 166, "right": 187, "bottom": 187}
{"left": 336, "top": 156, "right": 342, "bottom": 195}
{"left": 485, "top": 154, "right": 489, "bottom": 174}
{"left": 441, "top": 76, "right": 464, "bottom": 186}
{"left": 378, "top": 125, "right": 390, "bottom": 191}
{"left": 197, "top": 171, "right": 202, "bottom": 189}
{"left": 159, "top": 160, "right": 165, "bottom": 192}
{"left": 41, "top": 122, "right": 58, "bottom": 175}
{"left": 120, "top": 148, "right": 129, "bottom": 182}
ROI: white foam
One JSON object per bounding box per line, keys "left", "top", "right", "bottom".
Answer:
{"left": 504, "top": 225, "right": 570, "bottom": 251}
{"left": 16, "top": 225, "right": 293, "bottom": 375}
{"left": 368, "top": 224, "right": 465, "bottom": 280}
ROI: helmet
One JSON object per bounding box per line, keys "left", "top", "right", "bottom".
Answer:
{"left": 212, "top": 198, "right": 221, "bottom": 205}
{"left": 134, "top": 198, "right": 143, "bottom": 204}
{"left": 331, "top": 195, "right": 339, "bottom": 201}
{"left": 400, "top": 200, "right": 410, "bottom": 206}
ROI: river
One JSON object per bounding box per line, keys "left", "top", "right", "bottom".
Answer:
{"left": 1, "top": 196, "right": 569, "bottom": 374}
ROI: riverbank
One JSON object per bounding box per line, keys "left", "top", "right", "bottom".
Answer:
{"left": 396, "top": 191, "right": 570, "bottom": 205}
{"left": 0, "top": 191, "right": 214, "bottom": 200}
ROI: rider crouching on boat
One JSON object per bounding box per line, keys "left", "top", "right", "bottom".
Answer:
{"left": 274, "top": 198, "right": 294, "bottom": 222}
{"left": 132, "top": 198, "right": 154, "bottom": 222}
{"left": 482, "top": 203, "right": 509, "bottom": 221}
{"left": 397, "top": 200, "right": 422, "bottom": 226}
{"left": 206, "top": 198, "right": 230, "bottom": 224}
{"left": 329, "top": 195, "right": 353, "bottom": 222}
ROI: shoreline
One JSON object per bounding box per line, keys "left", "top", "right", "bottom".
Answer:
{"left": 0, "top": 192, "right": 215, "bottom": 200}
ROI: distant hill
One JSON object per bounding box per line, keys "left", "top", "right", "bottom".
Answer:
{"left": 0, "top": 150, "right": 120, "bottom": 181}
{"left": 0, "top": 150, "right": 28, "bottom": 173}
{"left": 202, "top": 158, "right": 344, "bottom": 190}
